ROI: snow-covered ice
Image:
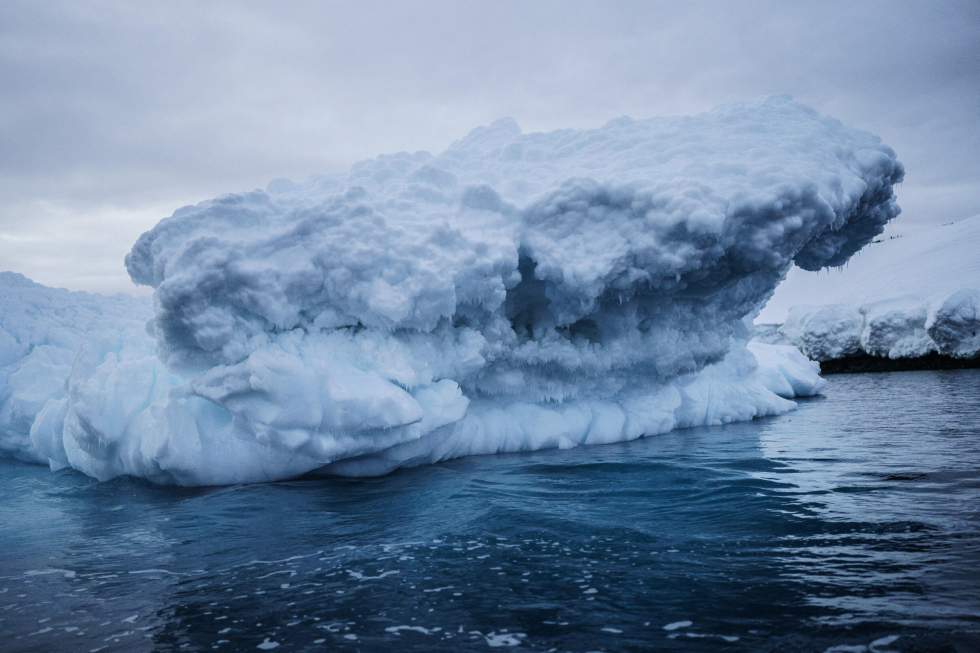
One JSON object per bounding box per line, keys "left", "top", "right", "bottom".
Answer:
{"left": 777, "top": 289, "right": 979, "bottom": 362}
{"left": 1, "top": 97, "right": 903, "bottom": 484}
{"left": 928, "top": 289, "right": 980, "bottom": 358}
{"left": 759, "top": 214, "right": 979, "bottom": 363}
{"left": 760, "top": 214, "right": 980, "bottom": 324}
{"left": 0, "top": 272, "right": 160, "bottom": 467}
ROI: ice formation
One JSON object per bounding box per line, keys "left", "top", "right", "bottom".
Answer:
{"left": 0, "top": 273, "right": 158, "bottom": 465}
{"left": 1, "top": 98, "right": 904, "bottom": 484}
{"left": 779, "top": 289, "right": 979, "bottom": 363}
{"left": 758, "top": 214, "right": 979, "bottom": 364}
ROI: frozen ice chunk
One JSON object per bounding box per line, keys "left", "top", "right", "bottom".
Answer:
{"left": 126, "top": 97, "right": 903, "bottom": 379}
{"left": 1, "top": 98, "right": 904, "bottom": 484}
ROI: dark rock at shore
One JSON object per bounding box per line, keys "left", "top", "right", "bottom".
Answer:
{"left": 820, "top": 352, "right": 980, "bottom": 374}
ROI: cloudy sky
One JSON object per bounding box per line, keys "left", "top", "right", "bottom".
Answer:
{"left": 2, "top": 0, "right": 978, "bottom": 293}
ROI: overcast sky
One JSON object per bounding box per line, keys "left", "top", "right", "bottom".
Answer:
{"left": 2, "top": 0, "right": 978, "bottom": 293}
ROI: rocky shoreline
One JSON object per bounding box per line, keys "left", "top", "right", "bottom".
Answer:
{"left": 818, "top": 352, "right": 980, "bottom": 374}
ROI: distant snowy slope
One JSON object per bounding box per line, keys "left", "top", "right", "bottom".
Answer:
{"left": 759, "top": 214, "right": 980, "bottom": 323}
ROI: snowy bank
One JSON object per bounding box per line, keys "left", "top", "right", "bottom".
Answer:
{"left": 776, "top": 289, "right": 979, "bottom": 369}
{"left": 760, "top": 214, "right": 980, "bottom": 324}
{"left": 1, "top": 98, "right": 902, "bottom": 484}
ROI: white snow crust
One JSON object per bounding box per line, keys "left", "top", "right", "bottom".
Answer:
{"left": 928, "top": 289, "right": 980, "bottom": 358}
{"left": 760, "top": 214, "right": 980, "bottom": 324}
{"left": 779, "top": 289, "right": 979, "bottom": 362}
{"left": 1, "top": 98, "right": 902, "bottom": 484}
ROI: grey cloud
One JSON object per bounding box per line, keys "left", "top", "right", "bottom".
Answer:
{"left": 1, "top": 0, "right": 978, "bottom": 292}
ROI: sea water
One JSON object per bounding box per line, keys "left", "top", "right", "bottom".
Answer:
{"left": 1, "top": 370, "right": 978, "bottom": 652}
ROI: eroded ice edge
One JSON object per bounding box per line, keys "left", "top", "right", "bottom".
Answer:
{"left": 775, "top": 289, "right": 980, "bottom": 363}
{"left": 0, "top": 98, "right": 903, "bottom": 485}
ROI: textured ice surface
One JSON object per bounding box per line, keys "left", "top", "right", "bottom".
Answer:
{"left": 0, "top": 273, "right": 157, "bottom": 465}
{"left": 928, "top": 289, "right": 980, "bottom": 358}
{"left": 0, "top": 272, "right": 823, "bottom": 482}
{"left": 779, "top": 289, "right": 979, "bottom": 362}
{"left": 781, "top": 304, "right": 865, "bottom": 361}
{"left": 1, "top": 98, "right": 903, "bottom": 484}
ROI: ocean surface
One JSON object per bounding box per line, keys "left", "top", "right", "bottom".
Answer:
{"left": 1, "top": 369, "right": 978, "bottom": 652}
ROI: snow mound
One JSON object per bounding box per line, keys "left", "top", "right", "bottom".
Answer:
{"left": 779, "top": 289, "right": 980, "bottom": 362}
{"left": 1, "top": 98, "right": 902, "bottom": 484}
{"left": 929, "top": 289, "right": 980, "bottom": 357}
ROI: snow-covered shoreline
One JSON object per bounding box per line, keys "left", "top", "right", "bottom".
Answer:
{"left": 756, "top": 213, "right": 980, "bottom": 373}
{"left": 758, "top": 289, "right": 979, "bottom": 374}
{"left": 759, "top": 214, "right": 980, "bottom": 325}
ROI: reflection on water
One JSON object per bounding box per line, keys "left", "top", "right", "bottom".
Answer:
{"left": 0, "top": 370, "right": 978, "bottom": 652}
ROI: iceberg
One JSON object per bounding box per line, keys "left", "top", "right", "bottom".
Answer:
{"left": 1, "top": 98, "right": 903, "bottom": 485}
